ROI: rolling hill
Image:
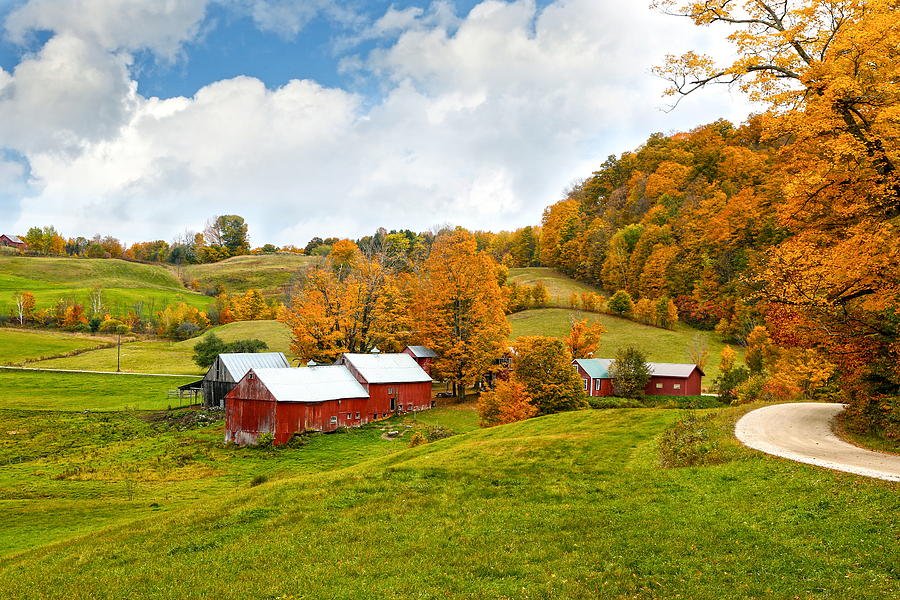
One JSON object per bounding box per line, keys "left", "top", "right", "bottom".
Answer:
{"left": 176, "top": 253, "right": 321, "bottom": 295}
{"left": 0, "top": 256, "right": 212, "bottom": 316}
{"left": 0, "top": 408, "right": 895, "bottom": 599}
{"left": 508, "top": 266, "right": 602, "bottom": 305}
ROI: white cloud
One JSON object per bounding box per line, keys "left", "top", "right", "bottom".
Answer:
{"left": 5, "top": 0, "right": 209, "bottom": 60}
{"left": 4, "top": 0, "right": 759, "bottom": 246}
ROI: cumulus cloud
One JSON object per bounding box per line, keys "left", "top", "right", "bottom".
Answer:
{"left": 5, "top": 0, "right": 208, "bottom": 60}
{"left": 3, "top": 0, "right": 757, "bottom": 245}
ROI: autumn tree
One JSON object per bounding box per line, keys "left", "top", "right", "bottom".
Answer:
{"left": 477, "top": 378, "right": 539, "bottom": 427}
{"left": 531, "top": 282, "right": 550, "bottom": 307}
{"left": 655, "top": 0, "right": 900, "bottom": 431}
{"left": 608, "top": 290, "right": 633, "bottom": 316}
{"left": 564, "top": 318, "right": 606, "bottom": 359}
{"left": 12, "top": 291, "right": 35, "bottom": 325}
{"left": 415, "top": 229, "right": 510, "bottom": 402}
{"left": 511, "top": 336, "right": 587, "bottom": 415}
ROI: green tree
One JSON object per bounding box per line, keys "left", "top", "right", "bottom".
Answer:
{"left": 512, "top": 336, "right": 587, "bottom": 415}
{"left": 607, "top": 290, "right": 634, "bottom": 316}
{"left": 206, "top": 215, "right": 250, "bottom": 255}
{"left": 192, "top": 334, "right": 228, "bottom": 368}
{"left": 609, "top": 346, "right": 651, "bottom": 399}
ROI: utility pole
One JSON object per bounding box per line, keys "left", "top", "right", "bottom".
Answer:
{"left": 117, "top": 332, "right": 121, "bottom": 372}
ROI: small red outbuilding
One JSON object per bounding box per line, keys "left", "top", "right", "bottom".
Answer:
{"left": 339, "top": 351, "right": 433, "bottom": 416}
{"left": 402, "top": 345, "right": 438, "bottom": 376}
{"left": 573, "top": 358, "right": 704, "bottom": 397}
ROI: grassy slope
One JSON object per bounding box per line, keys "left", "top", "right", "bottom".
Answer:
{"left": 0, "top": 329, "right": 110, "bottom": 364}
{"left": 508, "top": 308, "right": 739, "bottom": 382}
{"left": 0, "top": 408, "right": 896, "bottom": 599}
{"left": 0, "top": 370, "right": 197, "bottom": 411}
{"left": 30, "top": 320, "right": 293, "bottom": 375}
{"left": 508, "top": 266, "right": 603, "bottom": 304}
{"left": 0, "top": 256, "right": 212, "bottom": 314}
{"left": 177, "top": 254, "right": 321, "bottom": 295}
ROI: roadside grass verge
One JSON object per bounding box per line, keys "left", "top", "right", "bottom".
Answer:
{"left": 0, "top": 407, "right": 896, "bottom": 599}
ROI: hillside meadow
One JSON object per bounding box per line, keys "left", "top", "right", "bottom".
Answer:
{"left": 508, "top": 266, "right": 603, "bottom": 305}
{"left": 0, "top": 256, "right": 212, "bottom": 315}
{"left": 177, "top": 254, "right": 320, "bottom": 295}
{"left": 0, "top": 406, "right": 896, "bottom": 599}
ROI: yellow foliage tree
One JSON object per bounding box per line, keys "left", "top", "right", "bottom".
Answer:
{"left": 477, "top": 378, "right": 538, "bottom": 427}
{"left": 564, "top": 318, "right": 606, "bottom": 359}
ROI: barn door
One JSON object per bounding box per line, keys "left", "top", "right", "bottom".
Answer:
{"left": 390, "top": 397, "right": 396, "bottom": 412}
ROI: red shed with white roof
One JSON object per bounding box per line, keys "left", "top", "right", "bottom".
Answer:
{"left": 339, "top": 351, "right": 433, "bottom": 416}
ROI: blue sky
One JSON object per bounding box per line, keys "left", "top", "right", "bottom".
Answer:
{"left": 0, "top": 0, "right": 752, "bottom": 245}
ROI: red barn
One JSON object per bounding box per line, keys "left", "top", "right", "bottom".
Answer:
{"left": 403, "top": 345, "right": 438, "bottom": 376}
{"left": 339, "top": 351, "right": 433, "bottom": 415}
{"left": 0, "top": 235, "right": 25, "bottom": 250}
{"left": 225, "top": 365, "right": 371, "bottom": 445}
{"left": 573, "top": 358, "right": 704, "bottom": 397}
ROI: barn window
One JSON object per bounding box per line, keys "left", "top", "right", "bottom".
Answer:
{"left": 355, "top": 412, "right": 360, "bottom": 419}
{"left": 594, "top": 380, "right": 601, "bottom": 391}
{"left": 673, "top": 383, "right": 681, "bottom": 390}
{"left": 407, "top": 404, "right": 412, "bottom": 411}
{"left": 330, "top": 416, "right": 337, "bottom": 424}
{"left": 656, "top": 383, "right": 663, "bottom": 389}
{"left": 582, "top": 379, "right": 588, "bottom": 391}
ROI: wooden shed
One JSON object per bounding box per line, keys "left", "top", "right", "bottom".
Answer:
{"left": 573, "top": 358, "right": 704, "bottom": 397}
{"left": 403, "top": 345, "right": 438, "bottom": 376}
{"left": 339, "top": 351, "right": 433, "bottom": 416}
{"left": 225, "top": 366, "right": 370, "bottom": 445}
{"left": 202, "top": 352, "right": 290, "bottom": 408}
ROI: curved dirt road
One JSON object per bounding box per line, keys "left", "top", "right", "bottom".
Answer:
{"left": 735, "top": 403, "right": 900, "bottom": 482}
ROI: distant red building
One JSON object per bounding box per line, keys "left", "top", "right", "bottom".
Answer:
{"left": 573, "top": 358, "right": 704, "bottom": 397}
{"left": 0, "top": 235, "right": 25, "bottom": 250}
{"left": 403, "top": 345, "right": 438, "bottom": 376}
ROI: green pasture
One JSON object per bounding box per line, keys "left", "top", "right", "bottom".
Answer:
{"left": 0, "top": 370, "right": 196, "bottom": 411}
{"left": 508, "top": 266, "right": 604, "bottom": 304}
{"left": 0, "top": 329, "right": 110, "bottom": 365}
{"left": 0, "top": 406, "right": 895, "bottom": 599}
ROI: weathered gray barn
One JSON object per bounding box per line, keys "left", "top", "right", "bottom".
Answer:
{"left": 203, "top": 352, "right": 290, "bottom": 408}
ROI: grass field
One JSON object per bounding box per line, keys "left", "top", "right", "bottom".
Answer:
{"left": 0, "top": 256, "right": 212, "bottom": 315}
{"left": 0, "top": 406, "right": 896, "bottom": 599}
{"left": 0, "top": 329, "right": 110, "bottom": 364}
{"left": 0, "top": 370, "right": 197, "bottom": 411}
{"left": 31, "top": 320, "right": 294, "bottom": 375}
{"left": 508, "top": 308, "right": 740, "bottom": 382}
{"left": 508, "top": 266, "right": 603, "bottom": 304}
{"left": 177, "top": 254, "right": 321, "bottom": 295}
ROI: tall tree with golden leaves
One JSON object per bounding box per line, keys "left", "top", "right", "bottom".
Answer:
{"left": 415, "top": 229, "right": 510, "bottom": 402}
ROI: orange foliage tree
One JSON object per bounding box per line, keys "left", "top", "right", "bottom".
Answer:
{"left": 414, "top": 229, "right": 510, "bottom": 402}
{"left": 477, "top": 379, "right": 538, "bottom": 427}
{"left": 564, "top": 318, "right": 606, "bottom": 359}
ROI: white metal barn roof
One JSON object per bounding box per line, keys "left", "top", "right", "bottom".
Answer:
{"left": 405, "top": 345, "right": 438, "bottom": 358}
{"left": 341, "top": 353, "right": 433, "bottom": 384}
{"left": 249, "top": 366, "right": 370, "bottom": 403}
{"left": 217, "top": 352, "right": 290, "bottom": 381}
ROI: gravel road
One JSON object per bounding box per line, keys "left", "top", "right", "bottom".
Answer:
{"left": 734, "top": 403, "right": 900, "bottom": 482}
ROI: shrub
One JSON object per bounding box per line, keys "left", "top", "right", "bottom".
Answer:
{"left": 423, "top": 425, "right": 457, "bottom": 442}
{"left": 735, "top": 373, "right": 770, "bottom": 404}
{"left": 408, "top": 431, "right": 427, "bottom": 447}
{"left": 587, "top": 397, "right": 645, "bottom": 409}
{"left": 714, "top": 365, "right": 750, "bottom": 404}
{"left": 255, "top": 432, "right": 275, "bottom": 448}
{"left": 658, "top": 412, "right": 727, "bottom": 468}
{"left": 249, "top": 474, "right": 269, "bottom": 487}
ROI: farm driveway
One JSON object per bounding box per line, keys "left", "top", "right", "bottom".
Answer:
{"left": 735, "top": 403, "right": 900, "bottom": 482}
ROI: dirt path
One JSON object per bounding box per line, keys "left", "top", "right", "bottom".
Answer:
{"left": 735, "top": 403, "right": 900, "bottom": 482}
